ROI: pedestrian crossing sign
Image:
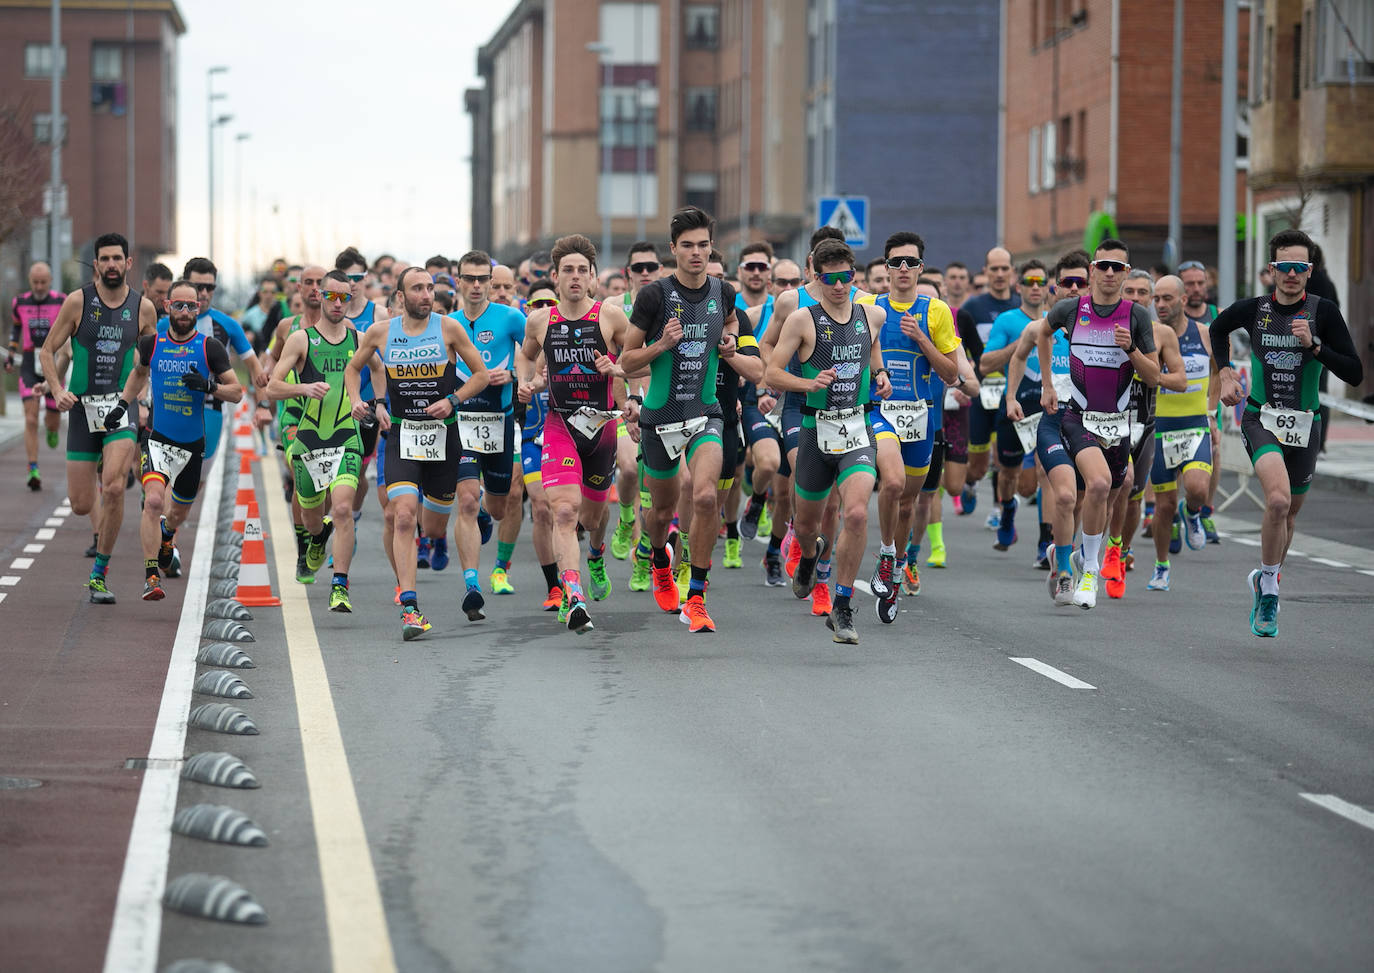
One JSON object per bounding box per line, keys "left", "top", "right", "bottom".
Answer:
{"left": 817, "top": 196, "right": 869, "bottom": 248}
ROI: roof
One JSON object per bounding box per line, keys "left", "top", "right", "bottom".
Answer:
{"left": 475, "top": 0, "right": 543, "bottom": 76}
{"left": 0, "top": 0, "right": 187, "bottom": 35}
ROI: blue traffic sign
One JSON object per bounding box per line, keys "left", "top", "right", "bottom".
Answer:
{"left": 816, "top": 196, "right": 869, "bottom": 248}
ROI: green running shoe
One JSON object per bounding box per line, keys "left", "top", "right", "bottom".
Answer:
{"left": 88, "top": 574, "right": 116, "bottom": 604}
{"left": 757, "top": 503, "right": 773, "bottom": 539}
{"left": 304, "top": 518, "right": 334, "bottom": 572}
{"left": 629, "top": 551, "right": 651, "bottom": 591}
{"left": 295, "top": 554, "right": 316, "bottom": 584}
{"left": 400, "top": 605, "right": 431, "bottom": 640}
{"left": 489, "top": 567, "right": 515, "bottom": 595}
{"left": 610, "top": 518, "right": 634, "bottom": 560}
{"left": 46, "top": 428, "right": 59, "bottom": 449}
{"left": 588, "top": 557, "right": 611, "bottom": 601}
{"left": 1252, "top": 593, "right": 1279, "bottom": 637}
{"left": 26, "top": 466, "right": 41, "bottom": 491}
{"left": 723, "top": 536, "right": 742, "bottom": 569}
{"left": 557, "top": 588, "right": 571, "bottom": 624}
{"left": 329, "top": 583, "right": 352, "bottom": 613}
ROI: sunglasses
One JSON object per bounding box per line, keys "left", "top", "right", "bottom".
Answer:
{"left": 287, "top": 276, "right": 300, "bottom": 284}
{"left": 459, "top": 274, "right": 492, "bottom": 284}
{"left": 167, "top": 300, "right": 198, "bottom": 313}
{"left": 1177, "top": 260, "right": 1206, "bottom": 272}
{"left": 1020, "top": 274, "right": 1047, "bottom": 286}
{"left": 886, "top": 256, "right": 922, "bottom": 270}
{"left": 628, "top": 261, "right": 660, "bottom": 274}
{"left": 818, "top": 270, "right": 855, "bottom": 286}
{"left": 1056, "top": 276, "right": 1088, "bottom": 289}
{"left": 740, "top": 261, "right": 770, "bottom": 273}
{"left": 193, "top": 282, "right": 217, "bottom": 293}
{"left": 1092, "top": 259, "right": 1129, "bottom": 273}
{"left": 526, "top": 297, "right": 556, "bottom": 309}
{"left": 321, "top": 290, "right": 351, "bottom": 303}
{"left": 1271, "top": 260, "right": 1312, "bottom": 275}
{"left": 772, "top": 276, "right": 802, "bottom": 288}
{"left": 346, "top": 272, "right": 366, "bottom": 282}
{"left": 530, "top": 267, "right": 550, "bottom": 279}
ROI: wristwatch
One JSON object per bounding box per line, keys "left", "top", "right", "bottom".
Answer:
{"left": 1309, "top": 338, "right": 1322, "bottom": 357}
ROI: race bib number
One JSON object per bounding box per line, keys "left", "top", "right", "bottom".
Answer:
{"left": 400, "top": 419, "right": 447, "bottom": 461}
{"left": 457, "top": 411, "right": 506, "bottom": 454}
{"left": 763, "top": 408, "right": 783, "bottom": 435}
{"left": 1013, "top": 412, "right": 1043, "bottom": 453}
{"left": 1129, "top": 419, "right": 1145, "bottom": 450}
{"left": 944, "top": 387, "right": 961, "bottom": 411}
{"left": 655, "top": 415, "right": 709, "bottom": 460}
{"left": 979, "top": 377, "right": 1006, "bottom": 411}
{"left": 83, "top": 393, "right": 126, "bottom": 433}
{"left": 815, "top": 407, "right": 867, "bottom": 455}
{"left": 1259, "top": 404, "right": 1313, "bottom": 447}
{"left": 146, "top": 439, "right": 192, "bottom": 482}
{"left": 301, "top": 445, "right": 346, "bottom": 492}
{"left": 879, "top": 399, "right": 929, "bottom": 443}
{"left": 1159, "top": 427, "right": 1207, "bottom": 469}
{"left": 568, "top": 407, "right": 621, "bottom": 439}
{"left": 1051, "top": 373, "right": 1074, "bottom": 402}
{"left": 1082, "top": 410, "right": 1129, "bottom": 444}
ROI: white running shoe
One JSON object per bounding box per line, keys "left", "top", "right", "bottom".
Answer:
{"left": 1072, "top": 569, "right": 1098, "bottom": 609}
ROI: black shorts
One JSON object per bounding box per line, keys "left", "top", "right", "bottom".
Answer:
{"left": 794, "top": 421, "right": 878, "bottom": 500}
{"left": 457, "top": 411, "right": 516, "bottom": 497}
{"left": 67, "top": 399, "right": 138, "bottom": 462}
{"left": 1240, "top": 407, "right": 1320, "bottom": 494}
{"left": 140, "top": 432, "right": 206, "bottom": 505}
{"left": 639, "top": 414, "right": 725, "bottom": 479}
{"left": 1129, "top": 422, "right": 1156, "bottom": 501}
{"left": 384, "top": 421, "right": 461, "bottom": 512}
{"left": 359, "top": 420, "right": 380, "bottom": 462}
{"left": 922, "top": 437, "right": 946, "bottom": 493}
{"left": 968, "top": 399, "right": 995, "bottom": 451}
{"left": 1059, "top": 409, "right": 1132, "bottom": 489}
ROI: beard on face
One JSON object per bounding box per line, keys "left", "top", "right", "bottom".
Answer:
{"left": 168, "top": 313, "right": 198, "bottom": 337}
{"left": 404, "top": 296, "right": 433, "bottom": 318}
{"left": 101, "top": 267, "right": 126, "bottom": 288}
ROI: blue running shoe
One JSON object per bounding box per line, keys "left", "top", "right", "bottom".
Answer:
{"left": 477, "top": 507, "right": 493, "bottom": 545}
{"left": 430, "top": 535, "right": 450, "bottom": 571}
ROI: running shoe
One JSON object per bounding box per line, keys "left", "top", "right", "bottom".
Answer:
{"left": 1072, "top": 569, "right": 1099, "bottom": 609}
{"left": 1052, "top": 570, "right": 1075, "bottom": 606}
{"left": 926, "top": 543, "right": 946, "bottom": 568}
{"left": 739, "top": 498, "right": 764, "bottom": 540}
{"left": 46, "top": 429, "right": 58, "bottom": 449}
{"left": 567, "top": 595, "right": 594, "bottom": 633}
{"left": 462, "top": 586, "right": 486, "bottom": 621}
{"left": 305, "top": 519, "right": 333, "bottom": 573}
{"left": 993, "top": 524, "right": 1017, "bottom": 551}
{"left": 951, "top": 494, "right": 964, "bottom": 515}
{"left": 757, "top": 502, "right": 773, "bottom": 539}
{"left": 1253, "top": 593, "right": 1279, "bottom": 637}
{"left": 430, "top": 535, "right": 450, "bottom": 571}
{"left": 84, "top": 534, "right": 99, "bottom": 558}
{"left": 869, "top": 552, "right": 897, "bottom": 601}
{"left": 826, "top": 604, "right": 859, "bottom": 644}
{"left": 723, "top": 537, "right": 743, "bottom": 568}
{"left": 1103, "top": 546, "right": 1125, "bottom": 600}
{"left": 652, "top": 556, "right": 680, "bottom": 613}
{"left": 588, "top": 557, "right": 611, "bottom": 601}
{"left": 401, "top": 606, "right": 431, "bottom": 640}
{"left": 958, "top": 486, "right": 976, "bottom": 515}
{"left": 902, "top": 562, "right": 921, "bottom": 597}
{"left": 1033, "top": 541, "right": 1051, "bottom": 571}
{"left": 158, "top": 520, "right": 176, "bottom": 570}
{"left": 295, "top": 554, "right": 315, "bottom": 584}
{"left": 1147, "top": 563, "right": 1170, "bottom": 591}
{"left": 1141, "top": 504, "right": 1155, "bottom": 538}
{"left": 629, "top": 551, "right": 652, "bottom": 591}
{"left": 1183, "top": 508, "right": 1207, "bottom": 551}
{"left": 1122, "top": 549, "right": 1136, "bottom": 572}
{"left": 416, "top": 536, "right": 431, "bottom": 569}
{"left": 88, "top": 575, "right": 116, "bottom": 604}
{"left": 610, "top": 518, "right": 634, "bottom": 560}
{"left": 985, "top": 509, "right": 1001, "bottom": 531}
{"left": 542, "top": 585, "right": 564, "bottom": 611}
{"left": 1168, "top": 510, "right": 1182, "bottom": 555}
{"left": 477, "top": 506, "right": 493, "bottom": 545}
{"left": 1203, "top": 515, "right": 1220, "bottom": 545}
{"left": 26, "top": 467, "right": 41, "bottom": 491}
{"left": 141, "top": 575, "right": 165, "bottom": 601}
{"left": 811, "top": 583, "right": 832, "bottom": 617}
{"left": 165, "top": 548, "right": 182, "bottom": 579}
{"left": 762, "top": 553, "right": 785, "bottom": 587}
{"left": 329, "top": 584, "right": 352, "bottom": 612}
{"left": 791, "top": 535, "right": 827, "bottom": 600}
{"left": 675, "top": 559, "right": 691, "bottom": 601}
{"left": 785, "top": 534, "right": 802, "bottom": 578}
{"left": 679, "top": 595, "right": 716, "bottom": 633}
{"left": 558, "top": 588, "right": 571, "bottom": 624}
{"left": 490, "top": 567, "right": 515, "bottom": 595}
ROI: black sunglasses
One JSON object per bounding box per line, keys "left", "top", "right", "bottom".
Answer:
{"left": 740, "top": 261, "right": 770, "bottom": 273}
{"left": 772, "top": 276, "right": 802, "bottom": 287}
{"left": 193, "top": 282, "right": 217, "bottom": 293}
{"left": 1092, "top": 259, "right": 1129, "bottom": 273}
{"left": 628, "top": 262, "right": 660, "bottom": 274}
{"left": 1056, "top": 276, "right": 1088, "bottom": 289}
{"left": 886, "top": 256, "right": 923, "bottom": 270}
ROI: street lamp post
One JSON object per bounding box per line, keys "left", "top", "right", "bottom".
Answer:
{"left": 206, "top": 65, "right": 228, "bottom": 263}
{"left": 635, "top": 78, "right": 650, "bottom": 242}
{"left": 586, "top": 41, "right": 613, "bottom": 266}
{"left": 235, "top": 132, "right": 251, "bottom": 293}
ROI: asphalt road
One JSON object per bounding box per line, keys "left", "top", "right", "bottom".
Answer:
{"left": 151, "top": 458, "right": 1374, "bottom": 973}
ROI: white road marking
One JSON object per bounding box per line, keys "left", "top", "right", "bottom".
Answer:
{"left": 0, "top": 593, "right": 6, "bottom": 605}
{"left": 10, "top": 557, "right": 33, "bottom": 570}
{"left": 1287, "top": 549, "right": 1308, "bottom": 558}
{"left": 1010, "top": 657, "right": 1096, "bottom": 689}
{"left": 1308, "top": 557, "right": 1351, "bottom": 568}
{"left": 102, "top": 450, "right": 225, "bottom": 973}
{"left": 36, "top": 527, "right": 56, "bottom": 539}
{"left": 23, "top": 544, "right": 44, "bottom": 554}
{"left": 1300, "top": 793, "right": 1374, "bottom": 833}
{"left": 43, "top": 519, "right": 62, "bottom": 528}
{"left": 854, "top": 579, "right": 872, "bottom": 595}
{"left": 1360, "top": 570, "right": 1374, "bottom": 579}
{"left": 1231, "top": 536, "right": 1261, "bottom": 547}
{"left": 0, "top": 576, "right": 19, "bottom": 587}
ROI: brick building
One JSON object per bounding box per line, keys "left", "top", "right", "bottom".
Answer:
{"left": 0, "top": 0, "right": 184, "bottom": 282}
{"left": 1002, "top": 0, "right": 1249, "bottom": 272}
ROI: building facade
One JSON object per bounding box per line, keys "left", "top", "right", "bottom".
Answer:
{"left": 0, "top": 0, "right": 184, "bottom": 281}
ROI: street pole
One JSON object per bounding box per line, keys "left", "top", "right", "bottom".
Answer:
{"left": 235, "top": 132, "right": 250, "bottom": 294}
{"left": 1218, "top": 0, "right": 1238, "bottom": 306}
{"left": 1167, "top": 0, "right": 1183, "bottom": 269}
{"left": 48, "top": 0, "right": 63, "bottom": 278}
{"left": 635, "top": 79, "right": 649, "bottom": 242}
{"left": 586, "top": 42, "right": 612, "bottom": 265}
{"left": 206, "top": 66, "right": 228, "bottom": 263}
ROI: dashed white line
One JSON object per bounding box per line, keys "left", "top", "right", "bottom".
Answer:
{"left": 23, "top": 544, "right": 44, "bottom": 554}
{"left": 1300, "top": 793, "right": 1374, "bottom": 833}
{"left": 1010, "top": 657, "right": 1097, "bottom": 689}
{"left": 854, "top": 579, "right": 872, "bottom": 596}
{"left": 1308, "top": 557, "right": 1351, "bottom": 568}
{"left": 36, "top": 527, "right": 56, "bottom": 540}
{"left": 1287, "top": 549, "right": 1308, "bottom": 558}
{"left": 0, "top": 576, "right": 20, "bottom": 587}
{"left": 1360, "top": 569, "right": 1374, "bottom": 579}
{"left": 43, "top": 518, "right": 63, "bottom": 528}
{"left": 0, "top": 593, "right": 6, "bottom": 605}
{"left": 1231, "top": 536, "right": 1261, "bottom": 547}
{"left": 10, "top": 557, "right": 34, "bottom": 570}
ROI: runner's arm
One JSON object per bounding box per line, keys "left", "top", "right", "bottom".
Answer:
{"left": 1005, "top": 329, "right": 1033, "bottom": 398}
{"left": 1311, "top": 302, "right": 1364, "bottom": 388}
{"left": 266, "top": 330, "right": 321, "bottom": 400}
{"left": 38, "top": 292, "right": 84, "bottom": 408}
{"left": 764, "top": 310, "right": 817, "bottom": 394}
{"left": 116, "top": 337, "right": 153, "bottom": 407}
{"left": 727, "top": 308, "right": 764, "bottom": 384}
{"left": 925, "top": 300, "right": 961, "bottom": 385}
{"left": 205, "top": 337, "right": 244, "bottom": 404}
{"left": 867, "top": 308, "right": 892, "bottom": 399}
{"left": 447, "top": 319, "right": 490, "bottom": 403}
{"left": 1154, "top": 324, "right": 1188, "bottom": 393}
{"left": 1123, "top": 303, "right": 1161, "bottom": 387}
{"left": 1036, "top": 322, "right": 1059, "bottom": 412}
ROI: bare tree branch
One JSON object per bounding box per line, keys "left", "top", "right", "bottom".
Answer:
{"left": 0, "top": 99, "right": 46, "bottom": 247}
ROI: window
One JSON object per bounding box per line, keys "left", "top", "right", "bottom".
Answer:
{"left": 1315, "top": 0, "right": 1374, "bottom": 82}
{"left": 684, "top": 172, "right": 717, "bottom": 215}
{"left": 24, "top": 43, "right": 66, "bottom": 78}
{"left": 92, "top": 44, "right": 123, "bottom": 83}
{"left": 33, "top": 112, "right": 68, "bottom": 144}
{"left": 601, "top": 87, "right": 655, "bottom": 149}
{"left": 685, "top": 87, "right": 717, "bottom": 133}
{"left": 1041, "top": 121, "right": 1057, "bottom": 191}
{"left": 685, "top": 4, "right": 720, "bottom": 50}
{"left": 1028, "top": 125, "right": 1041, "bottom": 194}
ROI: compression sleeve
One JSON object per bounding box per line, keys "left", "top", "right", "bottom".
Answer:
{"left": 206, "top": 337, "right": 233, "bottom": 376}
{"left": 1130, "top": 303, "right": 1156, "bottom": 353}
{"left": 735, "top": 308, "right": 759, "bottom": 353}
{"left": 629, "top": 283, "right": 663, "bottom": 334}
{"left": 1313, "top": 300, "right": 1365, "bottom": 388}
{"left": 956, "top": 308, "right": 984, "bottom": 363}
{"left": 1207, "top": 300, "right": 1251, "bottom": 371}
{"left": 137, "top": 334, "right": 157, "bottom": 366}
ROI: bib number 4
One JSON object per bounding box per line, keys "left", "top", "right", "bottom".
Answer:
{"left": 815, "top": 408, "right": 867, "bottom": 455}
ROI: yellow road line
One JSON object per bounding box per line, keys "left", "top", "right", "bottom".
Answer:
{"left": 262, "top": 456, "right": 397, "bottom": 972}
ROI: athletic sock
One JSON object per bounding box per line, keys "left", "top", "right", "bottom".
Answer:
{"left": 618, "top": 501, "right": 635, "bottom": 526}
{"left": 1038, "top": 521, "right": 1054, "bottom": 546}
{"left": 400, "top": 590, "right": 418, "bottom": 608}
{"left": 1002, "top": 497, "right": 1017, "bottom": 527}
{"left": 28, "top": 461, "right": 38, "bottom": 472}
{"left": 589, "top": 543, "right": 605, "bottom": 561}
{"left": 816, "top": 552, "right": 832, "bottom": 584}
{"left": 725, "top": 521, "right": 740, "bottom": 540}
{"left": 161, "top": 521, "right": 175, "bottom": 541}
{"left": 463, "top": 568, "right": 479, "bottom": 590}
{"left": 905, "top": 541, "right": 920, "bottom": 564}
{"left": 766, "top": 531, "right": 784, "bottom": 557}
{"left": 294, "top": 524, "right": 309, "bottom": 557}
{"left": 93, "top": 552, "right": 110, "bottom": 577}
{"left": 879, "top": 541, "right": 896, "bottom": 557}
{"left": 1082, "top": 532, "right": 1104, "bottom": 574}
{"left": 926, "top": 522, "right": 944, "bottom": 548}
{"left": 651, "top": 545, "right": 671, "bottom": 569}
{"left": 1201, "top": 504, "right": 1213, "bottom": 518}
{"left": 144, "top": 558, "right": 159, "bottom": 578}
{"left": 1056, "top": 544, "right": 1074, "bottom": 574}
{"left": 689, "top": 564, "right": 709, "bottom": 597}
{"left": 1259, "top": 562, "right": 1280, "bottom": 596}
{"left": 834, "top": 586, "right": 852, "bottom": 610}
{"left": 332, "top": 573, "right": 348, "bottom": 588}
{"left": 561, "top": 569, "right": 583, "bottom": 597}
{"left": 496, "top": 541, "right": 515, "bottom": 570}
{"left": 541, "top": 562, "right": 560, "bottom": 590}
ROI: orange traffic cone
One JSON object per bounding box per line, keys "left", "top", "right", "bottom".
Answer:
{"left": 231, "top": 454, "right": 256, "bottom": 534}
{"left": 235, "top": 497, "right": 280, "bottom": 607}
{"left": 234, "top": 399, "right": 256, "bottom": 456}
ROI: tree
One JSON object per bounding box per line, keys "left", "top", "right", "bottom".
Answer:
{"left": 0, "top": 101, "right": 45, "bottom": 248}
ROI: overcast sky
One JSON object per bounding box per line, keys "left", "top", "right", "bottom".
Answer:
{"left": 170, "top": 0, "right": 511, "bottom": 285}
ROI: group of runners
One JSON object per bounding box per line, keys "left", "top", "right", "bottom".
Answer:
{"left": 13, "top": 214, "right": 1362, "bottom": 643}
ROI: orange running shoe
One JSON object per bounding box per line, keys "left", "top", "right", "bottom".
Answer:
{"left": 679, "top": 594, "right": 716, "bottom": 633}
{"left": 1103, "top": 546, "right": 1125, "bottom": 599}
{"left": 785, "top": 535, "right": 802, "bottom": 578}
{"left": 652, "top": 564, "right": 681, "bottom": 613}
{"left": 542, "top": 585, "right": 563, "bottom": 611}
{"left": 811, "top": 583, "right": 832, "bottom": 616}
{"left": 393, "top": 585, "right": 402, "bottom": 606}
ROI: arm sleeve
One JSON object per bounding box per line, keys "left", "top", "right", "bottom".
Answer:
{"left": 1314, "top": 300, "right": 1365, "bottom": 388}
{"left": 213, "top": 310, "right": 254, "bottom": 355}
{"left": 1130, "top": 303, "right": 1156, "bottom": 353}
{"left": 205, "top": 337, "right": 233, "bottom": 376}
{"left": 1045, "top": 299, "right": 1075, "bottom": 335}
{"left": 9, "top": 299, "right": 20, "bottom": 349}
{"left": 629, "top": 283, "right": 663, "bottom": 334}
{"left": 956, "top": 308, "right": 984, "bottom": 363}
{"left": 1208, "top": 301, "right": 1249, "bottom": 370}
{"left": 735, "top": 308, "right": 759, "bottom": 354}
{"left": 137, "top": 334, "right": 157, "bottom": 366}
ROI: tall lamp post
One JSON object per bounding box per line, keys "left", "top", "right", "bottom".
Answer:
{"left": 206, "top": 65, "right": 229, "bottom": 262}
{"left": 234, "top": 131, "right": 251, "bottom": 293}
{"left": 586, "top": 41, "right": 613, "bottom": 266}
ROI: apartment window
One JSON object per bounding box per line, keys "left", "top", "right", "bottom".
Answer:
{"left": 1315, "top": 0, "right": 1374, "bottom": 82}
{"left": 601, "top": 87, "right": 655, "bottom": 149}
{"left": 684, "top": 172, "right": 718, "bottom": 215}
{"left": 1028, "top": 125, "right": 1041, "bottom": 194}
{"left": 24, "top": 43, "right": 66, "bottom": 78}
{"left": 685, "top": 4, "right": 720, "bottom": 50}
{"left": 33, "top": 112, "right": 68, "bottom": 144}
{"left": 92, "top": 44, "right": 123, "bottom": 83}
{"left": 1041, "top": 121, "right": 1057, "bottom": 190}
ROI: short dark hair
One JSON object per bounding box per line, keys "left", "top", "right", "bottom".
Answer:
{"left": 812, "top": 239, "right": 855, "bottom": 272}
{"left": 924, "top": 266, "right": 942, "bottom": 276}
{"left": 335, "top": 247, "right": 367, "bottom": 272}
{"left": 865, "top": 258, "right": 887, "bottom": 274}
{"left": 551, "top": 234, "right": 597, "bottom": 271}
{"left": 1054, "top": 249, "right": 1091, "bottom": 277}
{"left": 917, "top": 274, "right": 943, "bottom": 288}
{"left": 167, "top": 278, "right": 199, "bottom": 300}
{"left": 625, "top": 241, "right": 658, "bottom": 265}
{"left": 143, "top": 262, "right": 173, "bottom": 283}
{"left": 809, "top": 225, "right": 845, "bottom": 251}
{"left": 457, "top": 249, "right": 493, "bottom": 271}
{"left": 883, "top": 231, "right": 926, "bottom": 260}
{"left": 670, "top": 205, "right": 714, "bottom": 244}
{"left": 258, "top": 277, "right": 278, "bottom": 289}
{"left": 946, "top": 260, "right": 967, "bottom": 272}
{"left": 1017, "top": 258, "right": 1047, "bottom": 276}
{"left": 424, "top": 254, "right": 450, "bottom": 271}
{"left": 396, "top": 265, "right": 429, "bottom": 291}
{"left": 1150, "top": 262, "right": 1171, "bottom": 277}
{"left": 528, "top": 250, "right": 553, "bottom": 267}
{"left": 739, "top": 240, "right": 774, "bottom": 262}
{"left": 604, "top": 272, "right": 626, "bottom": 286}
{"left": 183, "top": 257, "right": 218, "bottom": 279}
{"left": 1094, "top": 237, "right": 1130, "bottom": 260}
{"left": 433, "top": 290, "right": 455, "bottom": 313}
{"left": 324, "top": 269, "right": 352, "bottom": 287}
{"left": 1268, "top": 228, "right": 1314, "bottom": 262}
{"left": 94, "top": 232, "right": 129, "bottom": 257}
{"left": 527, "top": 278, "right": 557, "bottom": 299}
{"left": 708, "top": 248, "right": 726, "bottom": 267}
